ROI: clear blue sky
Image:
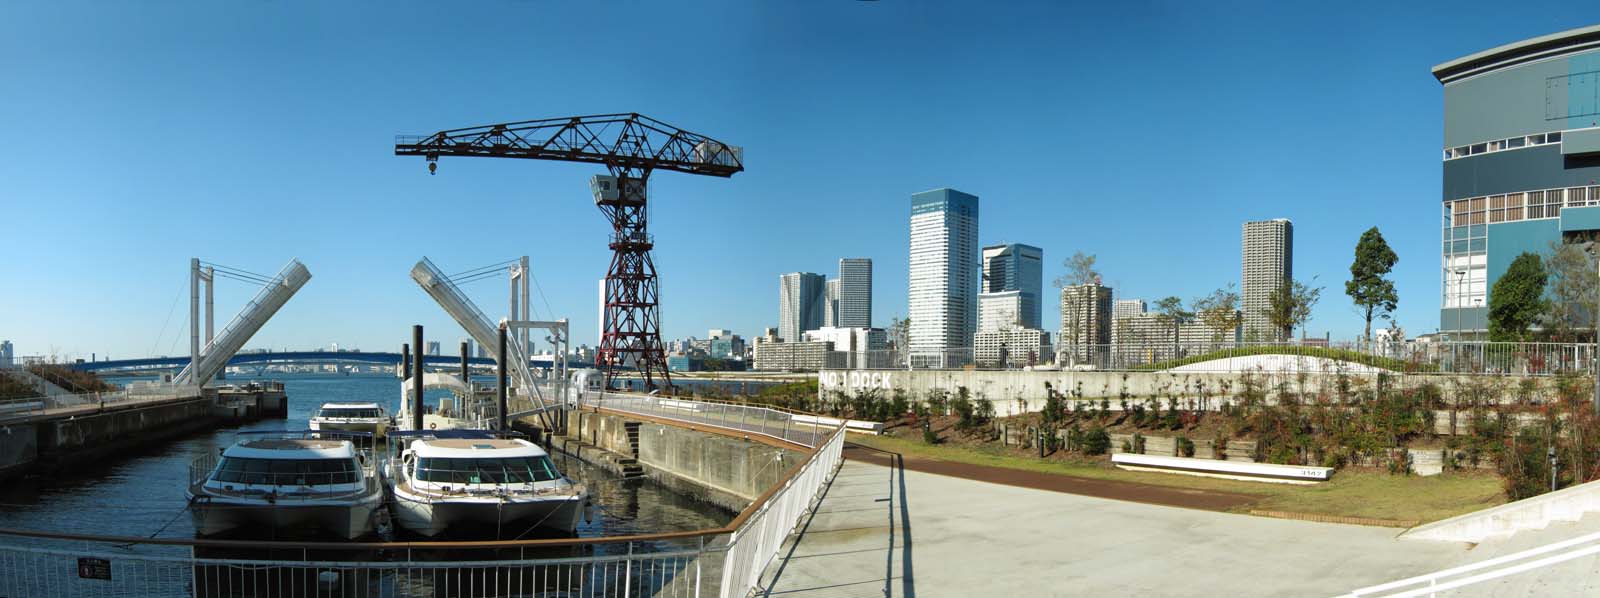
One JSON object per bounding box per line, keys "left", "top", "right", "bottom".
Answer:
{"left": 2, "top": 2, "right": 1595, "bottom": 360}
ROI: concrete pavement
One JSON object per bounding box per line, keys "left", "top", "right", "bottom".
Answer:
{"left": 758, "top": 455, "right": 1472, "bottom": 597}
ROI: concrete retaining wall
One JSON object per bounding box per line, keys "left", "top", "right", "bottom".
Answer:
{"left": 818, "top": 369, "right": 1543, "bottom": 416}
{"left": 562, "top": 410, "right": 802, "bottom": 511}
{"left": 0, "top": 424, "right": 37, "bottom": 481}
{"left": 1402, "top": 478, "right": 1600, "bottom": 543}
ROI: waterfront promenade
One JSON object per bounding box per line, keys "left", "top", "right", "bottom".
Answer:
{"left": 758, "top": 446, "right": 1469, "bottom": 597}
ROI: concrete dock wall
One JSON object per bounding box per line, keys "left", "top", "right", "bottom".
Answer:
{"left": 561, "top": 409, "right": 801, "bottom": 511}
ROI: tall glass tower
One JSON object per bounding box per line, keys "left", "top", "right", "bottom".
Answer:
{"left": 980, "top": 243, "right": 1043, "bottom": 330}
{"left": 837, "top": 258, "right": 873, "bottom": 328}
{"left": 778, "top": 272, "right": 825, "bottom": 343}
{"left": 909, "top": 188, "right": 979, "bottom": 365}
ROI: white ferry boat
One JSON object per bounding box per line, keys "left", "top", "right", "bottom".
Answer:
{"left": 385, "top": 430, "right": 588, "bottom": 537}
{"left": 187, "top": 431, "right": 383, "bottom": 539}
{"left": 308, "top": 402, "right": 390, "bottom": 437}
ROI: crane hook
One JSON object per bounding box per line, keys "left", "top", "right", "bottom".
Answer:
{"left": 428, "top": 161, "right": 437, "bottom": 175}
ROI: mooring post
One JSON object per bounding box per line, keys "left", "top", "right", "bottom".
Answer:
{"left": 401, "top": 343, "right": 411, "bottom": 379}
{"left": 460, "top": 341, "right": 470, "bottom": 384}
{"left": 498, "top": 323, "right": 510, "bottom": 433}
{"left": 411, "top": 326, "right": 424, "bottom": 432}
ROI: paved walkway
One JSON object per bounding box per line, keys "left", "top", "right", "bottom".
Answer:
{"left": 758, "top": 449, "right": 1471, "bottom": 597}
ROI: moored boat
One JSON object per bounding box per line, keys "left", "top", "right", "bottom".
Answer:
{"left": 385, "top": 429, "right": 588, "bottom": 537}
{"left": 187, "top": 431, "right": 383, "bottom": 539}
{"left": 308, "top": 402, "right": 390, "bottom": 436}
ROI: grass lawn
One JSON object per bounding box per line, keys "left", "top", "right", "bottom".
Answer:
{"left": 850, "top": 434, "right": 1506, "bottom": 524}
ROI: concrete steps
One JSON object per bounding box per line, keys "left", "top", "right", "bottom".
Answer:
{"left": 1435, "top": 514, "right": 1600, "bottom": 597}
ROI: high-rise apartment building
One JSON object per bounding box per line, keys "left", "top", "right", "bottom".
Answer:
{"left": 1241, "top": 219, "right": 1293, "bottom": 341}
{"left": 778, "top": 272, "right": 826, "bottom": 343}
{"left": 909, "top": 188, "right": 979, "bottom": 365}
{"left": 1059, "top": 283, "right": 1113, "bottom": 364}
{"left": 1113, "top": 299, "right": 1146, "bottom": 320}
{"left": 837, "top": 258, "right": 873, "bottom": 328}
{"left": 981, "top": 243, "right": 1043, "bottom": 329}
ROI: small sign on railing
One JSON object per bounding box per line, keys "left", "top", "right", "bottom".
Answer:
{"left": 77, "top": 556, "right": 112, "bottom": 580}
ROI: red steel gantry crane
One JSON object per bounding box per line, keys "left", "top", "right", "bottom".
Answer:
{"left": 396, "top": 114, "right": 744, "bottom": 391}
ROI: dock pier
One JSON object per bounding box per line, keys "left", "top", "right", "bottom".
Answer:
{"left": 0, "top": 381, "right": 288, "bottom": 481}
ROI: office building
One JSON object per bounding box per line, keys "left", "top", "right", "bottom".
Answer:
{"left": 981, "top": 243, "right": 1043, "bottom": 329}
{"left": 1242, "top": 219, "right": 1293, "bottom": 341}
{"left": 823, "top": 279, "right": 840, "bottom": 328}
{"left": 778, "top": 272, "right": 826, "bottom": 343}
{"left": 426, "top": 341, "right": 441, "bottom": 356}
{"left": 1059, "top": 283, "right": 1113, "bottom": 364}
{"left": 978, "top": 290, "right": 1025, "bottom": 333}
{"left": 1434, "top": 26, "right": 1600, "bottom": 338}
{"left": 0, "top": 340, "right": 11, "bottom": 368}
{"left": 909, "top": 188, "right": 979, "bottom": 366}
{"left": 838, "top": 258, "right": 873, "bottom": 328}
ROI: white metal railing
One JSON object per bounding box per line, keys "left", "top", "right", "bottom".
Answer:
{"left": 0, "top": 387, "right": 192, "bottom": 422}
{"left": 718, "top": 418, "right": 846, "bottom": 596}
{"left": 589, "top": 391, "right": 831, "bottom": 448}
{"left": 0, "top": 541, "right": 710, "bottom": 598}
{"left": 1343, "top": 530, "right": 1600, "bottom": 597}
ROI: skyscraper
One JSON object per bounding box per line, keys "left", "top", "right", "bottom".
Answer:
{"left": 778, "top": 272, "right": 826, "bottom": 343}
{"left": 823, "top": 279, "right": 840, "bottom": 328}
{"left": 909, "top": 188, "right": 979, "bottom": 365}
{"left": 1241, "top": 219, "right": 1293, "bottom": 341}
{"left": 837, "top": 258, "right": 873, "bottom": 328}
{"left": 0, "top": 340, "right": 12, "bottom": 369}
{"left": 980, "top": 243, "right": 1043, "bottom": 329}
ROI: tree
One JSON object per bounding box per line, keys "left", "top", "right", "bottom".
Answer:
{"left": 1544, "top": 240, "right": 1598, "bottom": 342}
{"left": 1052, "top": 251, "right": 1099, "bottom": 288}
{"left": 1192, "top": 285, "right": 1243, "bottom": 347}
{"left": 1346, "top": 227, "right": 1399, "bottom": 341}
{"left": 1266, "top": 278, "right": 1324, "bottom": 341}
{"left": 1488, "top": 252, "right": 1548, "bottom": 342}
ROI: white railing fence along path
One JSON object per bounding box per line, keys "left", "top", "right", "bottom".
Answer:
{"left": 1343, "top": 530, "right": 1600, "bottom": 597}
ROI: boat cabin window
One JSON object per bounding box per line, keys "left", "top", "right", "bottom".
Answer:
{"left": 317, "top": 407, "right": 382, "bottom": 419}
{"left": 414, "top": 456, "right": 561, "bottom": 484}
{"left": 214, "top": 457, "right": 359, "bottom": 485}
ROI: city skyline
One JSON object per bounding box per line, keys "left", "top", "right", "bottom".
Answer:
{"left": 3, "top": 4, "right": 1594, "bottom": 360}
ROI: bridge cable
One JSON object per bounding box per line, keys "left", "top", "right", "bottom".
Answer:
{"left": 149, "top": 276, "right": 188, "bottom": 358}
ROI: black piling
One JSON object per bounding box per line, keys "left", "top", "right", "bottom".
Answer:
{"left": 498, "top": 324, "right": 509, "bottom": 432}
{"left": 460, "top": 341, "right": 470, "bottom": 384}
{"left": 411, "top": 326, "right": 424, "bottom": 432}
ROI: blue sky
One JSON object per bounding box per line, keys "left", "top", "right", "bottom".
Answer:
{"left": 1, "top": 2, "right": 1595, "bottom": 360}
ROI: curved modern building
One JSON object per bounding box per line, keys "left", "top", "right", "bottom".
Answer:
{"left": 1435, "top": 25, "right": 1600, "bottom": 338}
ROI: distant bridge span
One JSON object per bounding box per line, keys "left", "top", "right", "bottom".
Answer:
{"left": 72, "top": 351, "right": 589, "bottom": 374}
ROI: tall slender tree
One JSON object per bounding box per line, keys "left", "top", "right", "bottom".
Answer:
{"left": 1346, "top": 227, "right": 1399, "bottom": 341}
{"left": 1488, "top": 252, "right": 1548, "bottom": 342}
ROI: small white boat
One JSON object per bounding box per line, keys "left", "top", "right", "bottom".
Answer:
{"left": 397, "top": 373, "right": 490, "bottom": 432}
{"left": 309, "top": 402, "right": 390, "bottom": 436}
{"left": 188, "top": 431, "right": 383, "bottom": 539}
{"left": 385, "top": 430, "right": 588, "bottom": 537}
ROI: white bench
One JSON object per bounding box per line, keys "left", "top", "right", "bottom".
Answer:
{"left": 789, "top": 414, "right": 884, "bottom": 434}
{"left": 1112, "top": 453, "right": 1332, "bottom": 484}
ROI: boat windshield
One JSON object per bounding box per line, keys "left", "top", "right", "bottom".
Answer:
{"left": 318, "top": 407, "right": 382, "bottom": 419}
{"left": 214, "top": 457, "right": 360, "bottom": 486}
{"left": 415, "top": 456, "right": 562, "bottom": 484}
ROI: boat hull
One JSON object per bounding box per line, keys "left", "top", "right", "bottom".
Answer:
{"left": 391, "top": 492, "right": 586, "bottom": 537}
{"left": 187, "top": 490, "right": 383, "bottom": 540}
{"left": 309, "top": 419, "right": 388, "bottom": 437}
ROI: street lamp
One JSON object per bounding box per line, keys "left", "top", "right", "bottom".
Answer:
{"left": 1549, "top": 444, "right": 1559, "bottom": 493}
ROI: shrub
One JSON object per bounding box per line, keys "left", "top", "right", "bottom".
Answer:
{"left": 1081, "top": 426, "right": 1111, "bottom": 456}
{"left": 926, "top": 390, "right": 949, "bottom": 416}
{"left": 921, "top": 421, "right": 939, "bottom": 445}
{"left": 1176, "top": 436, "right": 1196, "bottom": 458}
